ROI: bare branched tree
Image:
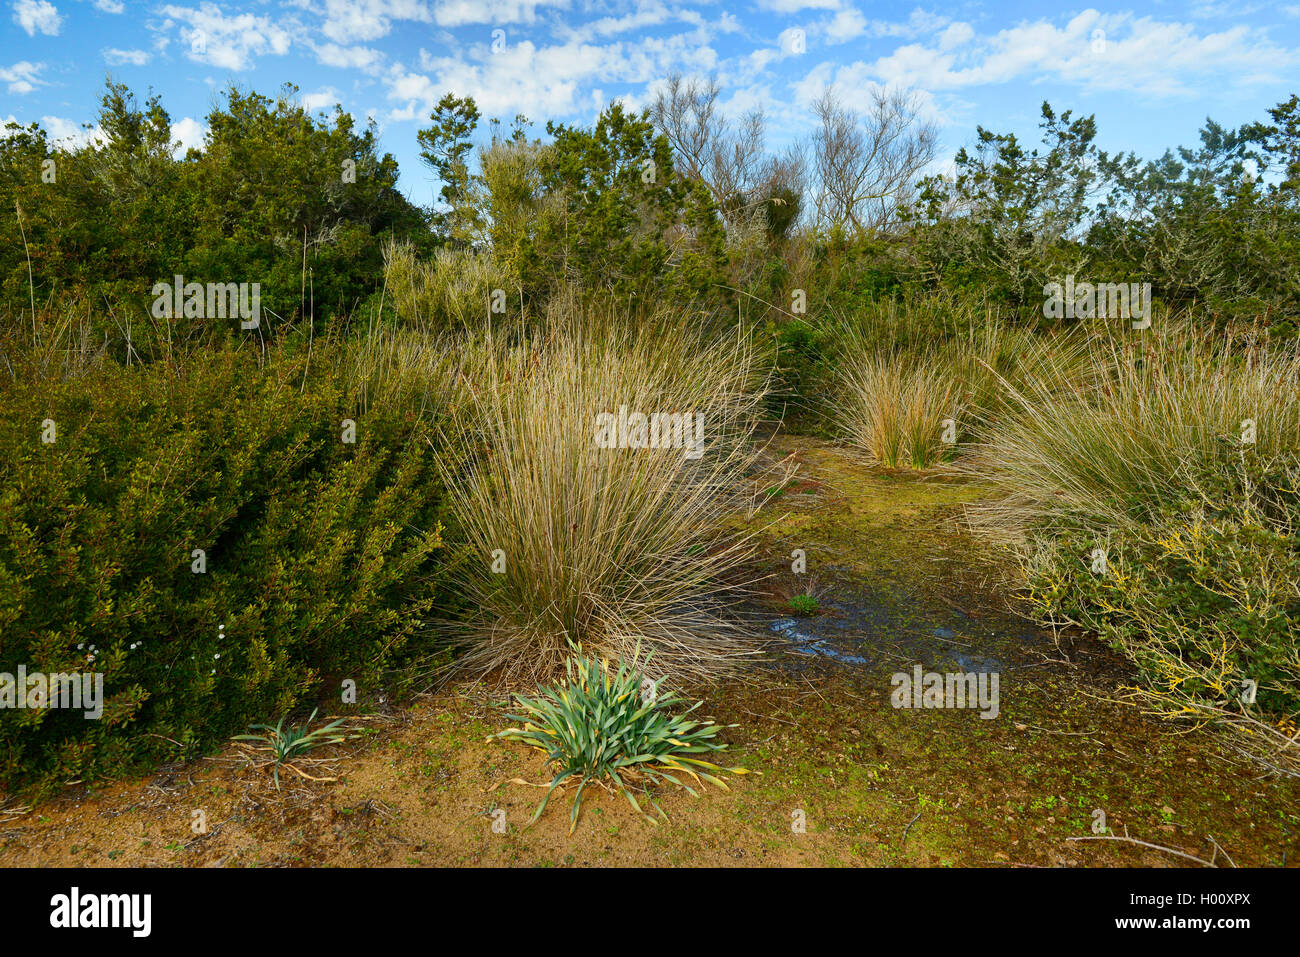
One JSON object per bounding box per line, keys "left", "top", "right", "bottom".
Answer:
{"left": 811, "top": 86, "right": 937, "bottom": 235}
{"left": 650, "top": 74, "right": 776, "bottom": 231}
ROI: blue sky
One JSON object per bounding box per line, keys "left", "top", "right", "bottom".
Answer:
{"left": 3, "top": 0, "right": 1299, "bottom": 206}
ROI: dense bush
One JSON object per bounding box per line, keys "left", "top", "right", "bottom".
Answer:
{"left": 905, "top": 98, "right": 1300, "bottom": 329}
{"left": 1016, "top": 474, "right": 1300, "bottom": 776}
{"left": 767, "top": 317, "right": 834, "bottom": 432}
{"left": 0, "top": 341, "right": 459, "bottom": 795}
{"left": 380, "top": 240, "right": 499, "bottom": 332}
{"left": 0, "top": 81, "right": 427, "bottom": 343}
{"left": 1021, "top": 485, "right": 1299, "bottom": 723}
{"left": 966, "top": 326, "right": 1300, "bottom": 770}
{"left": 416, "top": 99, "right": 730, "bottom": 312}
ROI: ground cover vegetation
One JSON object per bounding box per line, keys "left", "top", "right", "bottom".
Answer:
{"left": 2, "top": 77, "right": 1297, "bottom": 800}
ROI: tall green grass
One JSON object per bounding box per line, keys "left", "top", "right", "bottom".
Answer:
{"left": 832, "top": 347, "right": 961, "bottom": 468}
{"left": 435, "top": 299, "right": 771, "bottom": 684}
{"left": 829, "top": 307, "right": 1085, "bottom": 469}
{"left": 966, "top": 322, "right": 1300, "bottom": 774}
{"left": 382, "top": 239, "right": 502, "bottom": 331}
{"left": 967, "top": 325, "right": 1300, "bottom": 536}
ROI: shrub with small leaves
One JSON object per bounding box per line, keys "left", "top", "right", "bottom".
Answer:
{"left": 788, "top": 594, "right": 820, "bottom": 616}
{"left": 0, "top": 340, "right": 460, "bottom": 796}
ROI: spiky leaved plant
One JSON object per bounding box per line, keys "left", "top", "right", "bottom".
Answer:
{"left": 492, "top": 645, "right": 750, "bottom": 832}
{"left": 232, "top": 709, "right": 355, "bottom": 789}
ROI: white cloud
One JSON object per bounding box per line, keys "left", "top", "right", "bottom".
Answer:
{"left": 291, "top": 0, "right": 433, "bottom": 43}
{"left": 389, "top": 32, "right": 715, "bottom": 121}
{"left": 291, "top": 0, "right": 564, "bottom": 37}
{"left": 938, "top": 22, "right": 974, "bottom": 51}
{"left": 92, "top": 0, "right": 124, "bottom": 12}
{"left": 301, "top": 88, "right": 340, "bottom": 111}
{"left": 312, "top": 41, "right": 386, "bottom": 72}
{"left": 1189, "top": 1, "right": 1261, "bottom": 18}
{"left": 432, "top": 0, "right": 569, "bottom": 28}
{"left": 823, "top": 9, "right": 866, "bottom": 44}
{"left": 157, "top": 3, "right": 294, "bottom": 71}
{"left": 0, "top": 60, "right": 44, "bottom": 94}
{"left": 800, "top": 8, "right": 955, "bottom": 54}
{"left": 170, "top": 116, "right": 206, "bottom": 154}
{"left": 757, "top": 0, "right": 840, "bottom": 12}
{"left": 851, "top": 12, "right": 1295, "bottom": 98}
{"left": 748, "top": 24, "right": 811, "bottom": 71}
{"left": 553, "top": 0, "right": 704, "bottom": 42}
{"left": 42, "top": 115, "right": 108, "bottom": 148}
{"left": 103, "top": 47, "right": 150, "bottom": 65}
{"left": 12, "top": 0, "right": 62, "bottom": 35}
{"left": 865, "top": 10, "right": 950, "bottom": 40}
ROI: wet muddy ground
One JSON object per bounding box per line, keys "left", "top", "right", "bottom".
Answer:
{"left": 2, "top": 434, "right": 1296, "bottom": 867}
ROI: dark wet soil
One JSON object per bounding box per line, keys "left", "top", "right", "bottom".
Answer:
{"left": 721, "top": 433, "right": 1299, "bottom": 867}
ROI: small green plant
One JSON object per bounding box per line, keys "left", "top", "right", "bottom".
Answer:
{"left": 232, "top": 709, "right": 356, "bottom": 789}
{"left": 492, "top": 645, "right": 751, "bottom": 832}
{"left": 788, "top": 594, "right": 820, "bottom": 616}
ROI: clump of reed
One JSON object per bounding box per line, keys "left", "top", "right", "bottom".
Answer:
{"left": 965, "top": 322, "right": 1300, "bottom": 775}
{"left": 436, "top": 299, "right": 771, "bottom": 684}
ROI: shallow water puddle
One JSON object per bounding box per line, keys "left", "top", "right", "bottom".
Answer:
{"left": 770, "top": 614, "right": 871, "bottom": 665}
{"left": 764, "top": 581, "right": 1034, "bottom": 679}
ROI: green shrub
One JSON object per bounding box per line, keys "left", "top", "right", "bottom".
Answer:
{"left": 1, "top": 82, "right": 426, "bottom": 333}
{"left": 768, "top": 318, "right": 833, "bottom": 432}
{"left": 381, "top": 240, "right": 500, "bottom": 332}
{"left": 1022, "top": 492, "right": 1298, "bottom": 715}
{"left": 1018, "top": 479, "right": 1299, "bottom": 773}
{"left": 0, "top": 341, "right": 458, "bottom": 796}
{"left": 787, "top": 594, "right": 819, "bottom": 616}
{"left": 831, "top": 344, "right": 961, "bottom": 469}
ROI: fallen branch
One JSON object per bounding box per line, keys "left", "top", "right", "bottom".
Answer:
{"left": 1066, "top": 825, "right": 1232, "bottom": 868}
{"left": 900, "top": 808, "right": 922, "bottom": 846}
